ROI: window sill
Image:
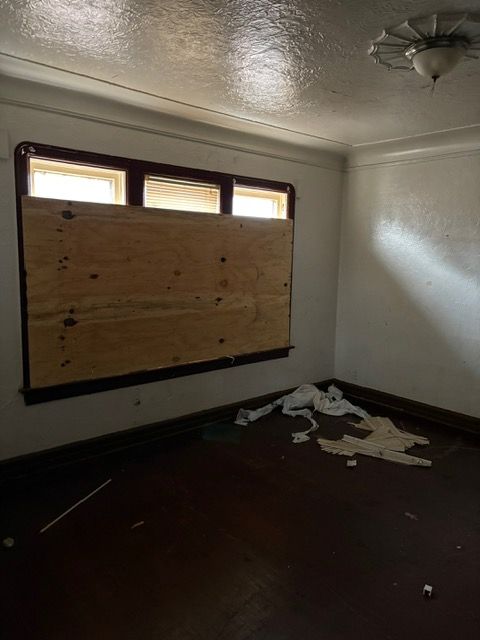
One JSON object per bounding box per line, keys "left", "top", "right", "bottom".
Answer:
{"left": 21, "top": 346, "right": 294, "bottom": 405}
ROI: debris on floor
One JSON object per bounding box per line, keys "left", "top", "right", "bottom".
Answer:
{"left": 235, "top": 384, "right": 368, "bottom": 442}
{"left": 317, "top": 434, "right": 432, "bottom": 467}
{"left": 235, "top": 384, "right": 431, "bottom": 467}
{"left": 423, "top": 584, "right": 433, "bottom": 597}
{"left": 346, "top": 459, "right": 357, "bottom": 468}
{"left": 292, "top": 432, "right": 310, "bottom": 444}
{"left": 404, "top": 512, "right": 419, "bottom": 520}
{"left": 351, "top": 416, "right": 430, "bottom": 451}
{"left": 317, "top": 415, "right": 431, "bottom": 467}
{"left": 2, "top": 537, "right": 15, "bottom": 548}
{"left": 39, "top": 478, "right": 112, "bottom": 533}
{"left": 131, "top": 521, "right": 145, "bottom": 530}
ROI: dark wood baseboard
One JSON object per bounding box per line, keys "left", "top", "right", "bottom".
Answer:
{"left": 2, "top": 377, "right": 478, "bottom": 482}
{"left": 334, "top": 379, "right": 480, "bottom": 435}
{"left": 1, "top": 379, "right": 334, "bottom": 481}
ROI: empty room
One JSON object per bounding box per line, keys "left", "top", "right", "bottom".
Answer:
{"left": 1, "top": 1, "right": 479, "bottom": 638}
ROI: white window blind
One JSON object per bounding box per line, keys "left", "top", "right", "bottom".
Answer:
{"left": 144, "top": 176, "right": 220, "bottom": 213}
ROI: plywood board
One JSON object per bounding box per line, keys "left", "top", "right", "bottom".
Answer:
{"left": 21, "top": 196, "right": 293, "bottom": 388}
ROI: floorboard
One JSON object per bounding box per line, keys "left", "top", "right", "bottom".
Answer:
{"left": 1, "top": 409, "right": 479, "bottom": 639}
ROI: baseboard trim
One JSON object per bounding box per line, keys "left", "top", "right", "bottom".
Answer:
{"left": 335, "top": 379, "right": 480, "bottom": 435}
{"left": 0, "top": 379, "right": 334, "bottom": 481}
{"left": 2, "top": 377, "right": 478, "bottom": 481}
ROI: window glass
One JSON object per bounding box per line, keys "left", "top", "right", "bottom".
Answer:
{"left": 145, "top": 175, "right": 220, "bottom": 213}
{"left": 233, "top": 186, "right": 287, "bottom": 219}
{"left": 29, "top": 158, "right": 126, "bottom": 204}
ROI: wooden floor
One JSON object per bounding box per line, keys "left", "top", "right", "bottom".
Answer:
{"left": 1, "top": 406, "right": 480, "bottom": 639}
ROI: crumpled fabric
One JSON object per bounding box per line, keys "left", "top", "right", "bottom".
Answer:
{"left": 235, "top": 384, "right": 369, "bottom": 442}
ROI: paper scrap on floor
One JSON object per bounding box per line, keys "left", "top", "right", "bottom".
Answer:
{"left": 317, "top": 416, "right": 432, "bottom": 467}
{"left": 235, "top": 384, "right": 431, "bottom": 467}
{"left": 235, "top": 384, "right": 368, "bottom": 442}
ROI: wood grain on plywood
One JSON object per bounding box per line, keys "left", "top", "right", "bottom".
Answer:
{"left": 21, "top": 197, "right": 293, "bottom": 388}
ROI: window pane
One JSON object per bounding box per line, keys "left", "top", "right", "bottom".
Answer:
{"left": 145, "top": 176, "right": 220, "bottom": 213}
{"left": 233, "top": 186, "right": 287, "bottom": 219}
{"left": 29, "top": 158, "right": 126, "bottom": 205}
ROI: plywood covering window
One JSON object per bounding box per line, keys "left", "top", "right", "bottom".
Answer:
{"left": 15, "top": 142, "right": 295, "bottom": 403}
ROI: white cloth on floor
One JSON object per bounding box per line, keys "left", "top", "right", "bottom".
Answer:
{"left": 235, "top": 384, "right": 369, "bottom": 442}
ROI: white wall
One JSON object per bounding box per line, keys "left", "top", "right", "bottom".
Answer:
{"left": 336, "top": 151, "right": 480, "bottom": 417}
{"left": 0, "top": 81, "right": 343, "bottom": 460}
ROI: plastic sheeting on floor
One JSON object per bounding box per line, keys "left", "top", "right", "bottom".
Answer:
{"left": 235, "top": 384, "right": 369, "bottom": 442}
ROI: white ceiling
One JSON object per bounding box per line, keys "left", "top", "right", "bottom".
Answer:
{"left": 1, "top": 0, "right": 479, "bottom": 148}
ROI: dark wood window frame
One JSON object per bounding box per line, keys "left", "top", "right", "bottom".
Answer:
{"left": 15, "top": 142, "right": 295, "bottom": 404}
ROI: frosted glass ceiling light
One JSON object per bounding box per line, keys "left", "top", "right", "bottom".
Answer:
{"left": 369, "top": 13, "right": 480, "bottom": 82}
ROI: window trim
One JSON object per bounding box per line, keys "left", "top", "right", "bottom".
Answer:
{"left": 14, "top": 142, "right": 295, "bottom": 404}
{"left": 15, "top": 142, "right": 295, "bottom": 218}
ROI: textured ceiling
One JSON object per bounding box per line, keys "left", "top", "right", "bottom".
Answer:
{"left": 1, "top": 0, "right": 480, "bottom": 146}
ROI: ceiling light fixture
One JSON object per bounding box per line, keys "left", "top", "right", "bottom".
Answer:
{"left": 369, "top": 13, "right": 480, "bottom": 83}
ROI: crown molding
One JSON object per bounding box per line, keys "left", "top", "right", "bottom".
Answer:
{"left": 0, "top": 56, "right": 346, "bottom": 172}
{"left": 348, "top": 125, "right": 480, "bottom": 169}
{"left": 2, "top": 54, "right": 478, "bottom": 173}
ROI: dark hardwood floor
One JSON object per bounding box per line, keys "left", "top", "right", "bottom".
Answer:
{"left": 1, "top": 408, "right": 479, "bottom": 639}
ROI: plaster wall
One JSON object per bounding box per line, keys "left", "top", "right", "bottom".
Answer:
{"left": 0, "top": 85, "right": 343, "bottom": 460}
{"left": 336, "top": 152, "right": 480, "bottom": 417}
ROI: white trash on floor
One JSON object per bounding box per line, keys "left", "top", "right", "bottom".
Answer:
{"left": 235, "top": 384, "right": 432, "bottom": 467}
{"left": 349, "top": 416, "right": 429, "bottom": 451}
{"left": 317, "top": 434, "right": 432, "bottom": 467}
{"left": 316, "top": 416, "right": 432, "bottom": 467}
{"left": 235, "top": 384, "right": 369, "bottom": 442}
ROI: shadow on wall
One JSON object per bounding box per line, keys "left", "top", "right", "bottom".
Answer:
{"left": 336, "top": 161, "right": 480, "bottom": 418}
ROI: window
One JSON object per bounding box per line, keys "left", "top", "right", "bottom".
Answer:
{"left": 144, "top": 176, "right": 220, "bottom": 213}
{"left": 16, "top": 142, "right": 295, "bottom": 403}
{"left": 29, "top": 158, "right": 126, "bottom": 205}
{"left": 17, "top": 142, "right": 295, "bottom": 220}
{"left": 233, "top": 186, "right": 287, "bottom": 219}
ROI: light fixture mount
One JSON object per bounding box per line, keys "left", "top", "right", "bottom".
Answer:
{"left": 369, "top": 13, "right": 480, "bottom": 81}
{"left": 404, "top": 37, "right": 468, "bottom": 60}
